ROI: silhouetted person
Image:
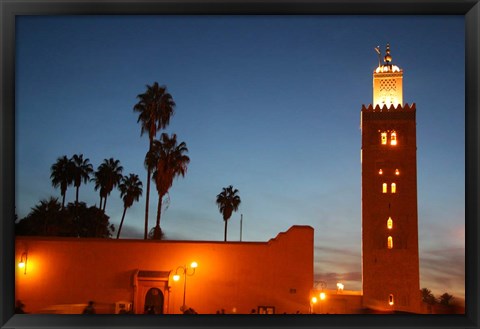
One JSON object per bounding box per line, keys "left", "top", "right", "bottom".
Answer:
{"left": 82, "top": 301, "right": 96, "bottom": 314}
{"left": 15, "top": 300, "right": 26, "bottom": 314}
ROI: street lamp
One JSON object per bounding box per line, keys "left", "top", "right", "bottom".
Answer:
{"left": 310, "top": 296, "right": 318, "bottom": 314}
{"left": 173, "top": 262, "right": 198, "bottom": 312}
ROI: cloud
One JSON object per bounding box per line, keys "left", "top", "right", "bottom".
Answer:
{"left": 419, "top": 246, "right": 465, "bottom": 298}
{"left": 314, "top": 272, "right": 362, "bottom": 291}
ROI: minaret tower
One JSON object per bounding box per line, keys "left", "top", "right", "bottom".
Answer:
{"left": 361, "top": 44, "right": 421, "bottom": 313}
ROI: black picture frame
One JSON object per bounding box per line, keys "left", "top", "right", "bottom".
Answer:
{"left": 1, "top": 1, "right": 478, "bottom": 328}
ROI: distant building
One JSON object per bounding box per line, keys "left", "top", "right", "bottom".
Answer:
{"left": 360, "top": 44, "right": 421, "bottom": 313}
{"left": 15, "top": 226, "right": 313, "bottom": 314}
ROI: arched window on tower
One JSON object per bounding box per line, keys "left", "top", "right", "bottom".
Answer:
{"left": 388, "top": 236, "right": 393, "bottom": 249}
{"left": 389, "top": 294, "right": 394, "bottom": 306}
{"left": 387, "top": 217, "right": 393, "bottom": 229}
{"left": 381, "top": 132, "right": 387, "bottom": 145}
{"left": 391, "top": 183, "right": 396, "bottom": 193}
{"left": 390, "top": 132, "right": 397, "bottom": 145}
{"left": 382, "top": 183, "right": 388, "bottom": 193}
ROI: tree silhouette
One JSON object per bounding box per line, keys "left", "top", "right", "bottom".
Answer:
{"left": 117, "top": 173, "right": 143, "bottom": 239}
{"left": 134, "top": 82, "right": 175, "bottom": 239}
{"left": 439, "top": 293, "right": 454, "bottom": 306}
{"left": 70, "top": 154, "right": 93, "bottom": 204}
{"left": 421, "top": 288, "right": 436, "bottom": 305}
{"left": 216, "top": 185, "right": 241, "bottom": 242}
{"left": 15, "top": 199, "right": 113, "bottom": 238}
{"left": 50, "top": 155, "right": 74, "bottom": 208}
{"left": 146, "top": 133, "right": 189, "bottom": 239}
{"left": 93, "top": 158, "right": 123, "bottom": 212}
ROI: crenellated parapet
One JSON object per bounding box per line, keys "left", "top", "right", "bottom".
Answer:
{"left": 361, "top": 103, "right": 416, "bottom": 112}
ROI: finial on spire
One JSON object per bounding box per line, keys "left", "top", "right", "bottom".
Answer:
{"left": 384, "top": 43, "right": 392, "bottom": 63}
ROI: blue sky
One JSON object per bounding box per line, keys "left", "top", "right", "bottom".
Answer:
{"left": 15, "top": 15, "right": 465, "bottom": 299}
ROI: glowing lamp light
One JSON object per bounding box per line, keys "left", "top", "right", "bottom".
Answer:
{"left": 336, "top": 283, "right": 344, "bottom": 291}
{"left": 311, "top": 297, "right": 318, "bottom": 304}
{"left": 173, "top": 274, "right": 180, "bottom": 282}
{"left": 190, "top": 262, "right": 198, "bottom": 269}
{"left": 18, "top": 252, "right": 28, "bottom": 275}
{"left": 319, "top": 292, "right": 326, "bottom": 300}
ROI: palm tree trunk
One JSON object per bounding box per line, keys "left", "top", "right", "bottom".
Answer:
{"left": 61, "top": 192, "right": 66, "bottom": 209}
{"left": 144, "top": 139, "right": 153, "bottom": 240}
{"left": 156, "top": 194, "right": 163, "bottom": 228}
{"left": 103, "top": 196, "right": 108, "bottom": 212}
{"left": 144, "top": 169, "right": 151, "bottom": 239}
{"left": 116, "top": 207, "right": 128, "bottom": 239}
{"left": 75, "top": 186, "right": 80, "bottom": 204}
{"left": 224, "top": 219, "right": 228, "bottom": 242}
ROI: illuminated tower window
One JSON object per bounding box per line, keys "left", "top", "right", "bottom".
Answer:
{"left": 389, "top": 294, "right": 394, "bottom": 305}
{"left": 391, "top": 183, "right": 396, "bottom": 193}
{"left": 395, "top": 169, "right": 400, "bottom": 175}
{"left": 387, "top": 217, "right": 393, "bottom": 229}
{"left": 382, "top": 183, "right": 388, "bottom": 193}
{"left": 378, "top": 169, "right": 383, "bottom": 175}
{"left": 390, "top": 132, "right": 397, "bottom": 145}
{"left": 388, "top": 236, "right": 393, "bottom": 249}
{"left": 381, "top": 132, "right": 387, "bottom": 145}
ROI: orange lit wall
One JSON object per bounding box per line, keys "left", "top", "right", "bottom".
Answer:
{"left": 15, "top": 225, "right": 313, "bottom": 314}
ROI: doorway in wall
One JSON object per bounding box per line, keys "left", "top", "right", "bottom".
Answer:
{"left": 145, "top": 287, "right": 164, "bottom": 314}
{"left": 133, "top": 270, "right": 171, "bottom": 314}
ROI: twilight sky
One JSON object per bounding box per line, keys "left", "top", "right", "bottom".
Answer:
{"left": 15, "top": 15, "right": 465, "bottom": 299}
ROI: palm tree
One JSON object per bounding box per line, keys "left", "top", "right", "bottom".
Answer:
{"left": 134, "top": 82, "right": 176, "bottom": 240}
{"left": 70, "top": 154, "right": 93, "bottom": 204}
{"left": 216, "top": 185, "right": 241, "bottom": 242}
{"left": 29, "top": 196, "right": 63, "bottom": 235}
{"left": 50, "top": 155, "right": 73, "bottom": 208}
{"left": 421, "top": 288, "right": 436, "bottom": 305}
{"left": 93, "top": 158, "right": 123, "bottom": 212}
{"left": 439, "top": 293, "right": 454, "bottom": 306}
{"left": 146, "top": 133, "right": 189, "bottom": 239}
{"left": 92, "top": 168, "right": 108, "bottom": 210}
{"left": 116, "top": 174, "right": 143, "bottom": 239}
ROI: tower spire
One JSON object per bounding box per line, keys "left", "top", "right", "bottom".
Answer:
{"left": 384, "top": 43, "right": 392, "bottom": 63}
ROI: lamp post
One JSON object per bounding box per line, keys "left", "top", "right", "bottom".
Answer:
{"left": 173, "top": 262, "right": 197, "bottom": 312}
{"left": 314, "top": 281, "right": 327, "bottom": 313}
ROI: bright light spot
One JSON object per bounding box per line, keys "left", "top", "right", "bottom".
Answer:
{"left": 336, "top": 283, "right": 344, "bottom": 291}
{"left": 390, "top": 132, "right": 397, "bottom": 145}
{"left": 381, "top": 132, "right": 387, "bottom": 145}
{"left": 378, "top": 169, "right": 383, "bottom": 175}
{"left": 388, "top": 236, "right": 393, "bottom": 249}
{"left": 190, "top": 262, "right": 198, "bottom": 269}
{"left": 173, "top": 274, "right": 180, "bottom": 281}
{"left": 389, "top": 294, "right": 394, "bottom": 305}
{"left": 319, "top": 292, "right": 326, "bottom": 300}
{"left": 391, "top": 183, "right": 396, "bottom": 193}
{"left": 311, "top": 297, "right": 318, "bottom": 304}
{"left": 383, "top": 183, "right": 388, "bottom": 193}
{"left": 387, "top": 217, "right": 393, "bottom": 229}
{"left": 395, "top": 169, "right": 400, "bottom": 175}
{"left": 18, "top": 262, "right": 25, "bottom": 269}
